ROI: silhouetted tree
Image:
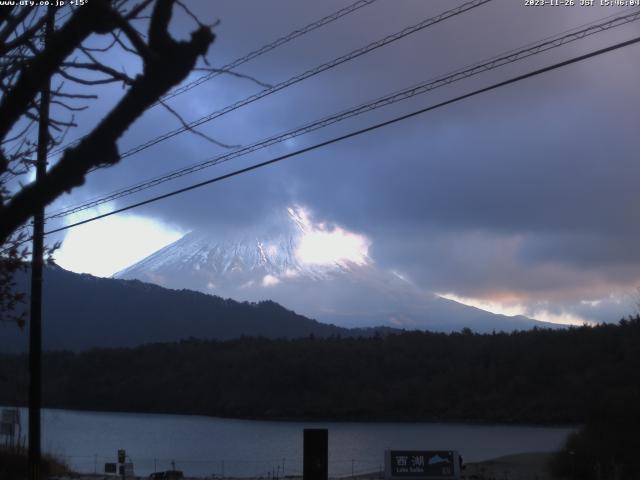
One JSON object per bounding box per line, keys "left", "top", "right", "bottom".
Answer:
{"left": 0, "top": 0, "right": 218, "bottom": 323}
{"left": 2, "top": 317, "right": 638, "bottom": 425}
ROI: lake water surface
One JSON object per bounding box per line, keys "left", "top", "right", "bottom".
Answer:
{"left": 15, "top": 408, "right": 574, "bottom": 477}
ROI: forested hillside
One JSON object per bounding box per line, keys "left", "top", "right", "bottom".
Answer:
{"left": 0, "top": 265, "right": 350, "bottom": 353}
{"left": 2, "top": 318, "right": 639, "bottom": 424}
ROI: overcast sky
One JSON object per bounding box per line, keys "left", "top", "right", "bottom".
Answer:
{"left": 44, "top": 0, "right": 640, "bottom": 325}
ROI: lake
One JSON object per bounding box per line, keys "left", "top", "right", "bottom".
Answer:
{"left": 12, "top": 408, "right": 574, "bottom": 477}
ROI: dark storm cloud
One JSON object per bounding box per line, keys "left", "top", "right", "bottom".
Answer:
{"left": 48, "top": 0, "right": 640, "bottom": 316}
{"left": 277, "top": 57, "right": 640, "bottom": 305}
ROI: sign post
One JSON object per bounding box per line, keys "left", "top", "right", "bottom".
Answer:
{"left": 118, "top": 449, "right": 126, "bottom": 480}
{"left": 385, "top": 451, "right": 461, "bottom": 480}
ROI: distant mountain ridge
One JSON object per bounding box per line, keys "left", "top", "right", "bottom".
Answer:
{"left": 0, "top": 265, "right": 354, "bottom": 353}
{"left": 115, "top": 209, "right": 561, "bottom": 333}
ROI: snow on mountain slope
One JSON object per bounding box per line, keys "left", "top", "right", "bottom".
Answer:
{"left": 115, "top": 207, "right": 557, "bottom": 332}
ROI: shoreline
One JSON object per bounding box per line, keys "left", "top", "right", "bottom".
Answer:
{"left": 8, "top": 404, "right": 581, "bottom": 429}
{"left": 57, "top": 452, "right": 555, "bottom": 480}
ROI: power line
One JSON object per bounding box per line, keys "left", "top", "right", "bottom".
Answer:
{"left": 47, "top": 0, "right": 379, "bottom": 158}
{"left": 41, "top": 34, "right": 640, "bottom": 239}
{"left": 46, "top": 0, "right": 494, "bottom": 217}
{"left": 45, "top": 9, "right": 640, "bottom": 221}
{"left": 160, "top": 0, "right": 379, "bottom": 103}
{"left": 106, "top": 0, "right": 493, "bottom": 161}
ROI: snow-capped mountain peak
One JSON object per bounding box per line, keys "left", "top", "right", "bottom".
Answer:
{"left": 115, "top": 208, "right": 558, "bottom": 333}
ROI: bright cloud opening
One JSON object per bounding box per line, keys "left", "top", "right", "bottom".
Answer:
{"left": 531, "top": 310, "right": 594, "bottom": 326}
{"left": 438, "top": 292, "right": 529, "bottom": 318}
{"left": 288, "top": 206, "right": 371, "bottom": 267}
{"left": 262, "top": 274, "right": 280, "bottom": 287}
{"left": 55, "top": 211, "right": 184, "bottom": 278}
{"left": 437, "top": 292, "right": 593, "bottom": 326}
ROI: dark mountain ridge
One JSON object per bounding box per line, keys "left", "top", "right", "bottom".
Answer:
{"left": 1, "top": 263, "right": 561, "bottom": 353}
{"left": 0, "top": 264, "right": 350, "bottom": 353}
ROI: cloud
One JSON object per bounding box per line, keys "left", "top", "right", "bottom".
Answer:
{"left": 262, "top": 274, "right": 280, "bottom": 287}
{"left": 41, "top": 1, "right": 640, "bottom": 324}
{"left": 290, "top": 206, "right": 371, "bottom": 267}
{"left": 55, "top": 211, "right": 184, "bottom": 277}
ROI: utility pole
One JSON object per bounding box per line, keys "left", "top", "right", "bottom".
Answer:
{"left": 28, "top": 8, "right": 53, "bottom": 480}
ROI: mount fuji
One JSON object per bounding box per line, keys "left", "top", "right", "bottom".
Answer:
{"left": 115, "top": 207, "right": 558, "bottom": 333}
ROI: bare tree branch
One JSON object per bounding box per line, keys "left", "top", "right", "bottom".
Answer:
{"left": 1, "top": 118, "right": 36, "bottom": 145}
{"left": 175, "top": 0, "right": 205, "bottom": 28}
{"left": 158, "top": 99, "right": 239, "bottom": 149}
{"left": 0, "top": 7, "right": 32, "bottom": 46}
{"left": 125, "top": 0, "right": 156, "bottom": 20}
{"left": 0, "top": 12, "right": 49, "bottom": 56}
{"left": 113, "top": 11, "right": 153, "bottom": 59}
{"left": 110, "top": 30, "right": 139, "bottom": 55}
{"left": 61, "top": 61, "right": 135, "bottom": 85}
{"left": 193, "top": 66, "right": 273, "bottom": 89}
{"left": 52, "top": 91, "right": 98, "bottom": 100}
{"left": 0, "top": 0, "right": 216, "bottom": 244}
{"left": 50, "top": 100, "right": 88, "bottom": 112}
{"left": 81, "top": 35, "right": 119, "bottom": 53}
{"left": 58, "top": 68, "right": 124, "bottom": 86}
{"left": 0, "top": 0, "right": 119, "bottom": 148}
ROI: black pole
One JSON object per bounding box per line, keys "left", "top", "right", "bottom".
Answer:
{"left": 28, "top": 8, "right": 53, "bottom": 480}
{"left": 303, "top": 429, "right": 328, "bottom": 480}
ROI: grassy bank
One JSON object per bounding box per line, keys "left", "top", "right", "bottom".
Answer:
{"left": 0, "top": 445, "right": 71, "bottom": 480}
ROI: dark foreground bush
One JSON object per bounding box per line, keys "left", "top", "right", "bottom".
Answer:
{"left": 0, "top": 446, "right": 71, "bottom": 480}
{"left": 550, "top": 397, "right": 640, "bottom": 479}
